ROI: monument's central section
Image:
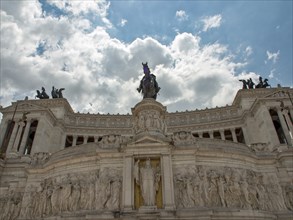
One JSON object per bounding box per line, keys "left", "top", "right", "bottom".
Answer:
{"left": 0, "top": 60, "right": 292, "bottom": 220}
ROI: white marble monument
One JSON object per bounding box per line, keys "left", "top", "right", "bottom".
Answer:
{"left": 0, "top": 88, "right": 293, "bottom": 219}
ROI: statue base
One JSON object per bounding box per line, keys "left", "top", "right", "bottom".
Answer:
{"left": 139, "top": 206, "right": 157, "bottom": 212}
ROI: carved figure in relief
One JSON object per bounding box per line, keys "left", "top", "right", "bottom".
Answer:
{"left": 79, "top": 177, "right": 89, "bottom": 210}
{"left": 239, "top": 172, "right": 251, "bottom": 209}
{"left": 38, "top": 183, "right": 47, "bottom": 217}
{"left": 225, "top": 171, "right": 242, "bottom": 208}
{"left": 216, "top": 174, "right": 226, "bottom": 207}
{"left": 198, "top": 166, "right": 209, "bottom": 206}
{"left": 183, "top": 177, "right": 195, "bottom": 207}
{"left": 255, "top": 174, "right": 269, "bottom": 210}
{"left": 172, "top": 131, "right": 196, "bottom": 146}
{"left": 266, "top": 176, "right": 287, "bottom": 211}
{"left": 45, "top": 181, "right": 53, "bottom": 216}
{"left": 207, "top": 170, "right": 221, "bottom": 207}
{"left": 174, "top": 174, "right": 184, "bottom": 208}
{"left": 134, "top": 158, "right": 160, "bottom": 206}
{"left": 69, "top": 182, "right": 81, "bottom": 211}
{"left": 145, "top": 114, "right": 152, "bottom": 129}
{"left": 283, "top": 185, "right": 293, "bottom": 210}
{"left": 99, "top": 134, "right": 121, "bottom": 148}
{"left": 19, "top": 187, "right": 34, "bottom": 218}
{"left": 153, "top": 114, "right": 161, "bottom": 129}
{"left": 51, "top": 184, "right": 61, "bottom": 215}
{"left": 106, "top": 177, "right": 122, "bottom": 210}
{"left": 191, "top": 173, "right": 202, "bottom": 206}
{"left": 0, "top": 190, "right": 22, "bottom": 220}
{"left": 60, "top": 176, "right": 72, "bottom": 212}
{"left": 98, "top": 174, "right": 111, "bottom": 209}
{"left": 138, "top": 115, "right": 145, "bottom": 130}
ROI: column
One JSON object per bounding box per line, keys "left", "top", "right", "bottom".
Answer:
{"left": 220, "top": 129, "right": 225, "bottom": 140}
{"left": 18, "top": 120, "right": 32, "bottom": 155}
{"left": 162, "top": 154, "right": 175, "bottom": 210}
{"left": 122, "top": 155, "right": 133, "bottom": 210}
{"left": 231, "top": 128, "right": 238, "bottom": 143}
{"left": 72, "top": 135, "right": 77, "bottom": 146}
{"left": 11, "top": 121, "right": 25, "bottom": 152}
{"left": 61, "top": 134, "right": 67, "bottom": 148}
{"left": 94, "top": 136, "right": 99, "bottom": 143}
{"left": 83, "top": 136, "right": 88, "bottom": 144}
{"left": 289, "top": 108, "right": 293, "bottom": 122}
{"left": 209, "top": 131, "right": 214, "bottom": 139}
{"left": 0, "top": 120, "right": 9, "bottom": 147}
{"left": 277, "top": 108, "right": 292, "bottom": 146}
{"left": 6, "top": 122, "right": 19, "bottom": 153}
{"left": 198, "top": 132, "right": 203, "bottom": 138}
{"left": 241, "top": 126, "right": 250, "bottom": 145}
{"left": 282, "top": 109, "right": 293, "bottom": 146}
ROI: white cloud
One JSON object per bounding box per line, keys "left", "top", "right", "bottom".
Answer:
{"left": 118, "top": 19, "right": 128, "bottom": 27}
{"left": 202, "top": 14, "right": 222, "bottom": 32}
{"left": 47, "top": 0, "right": 112, "bottom": 28}
{"left": 176, "top": 10, "right": 188, "bottom": 21}
{"left": 269, "top": 69, "right": 275, "bottom": 78}
{"left": 266, "top": 50, "right": 280, "bottom": 63}
{"left": 245, "top": 46, "right": 253, "bottom": 56}
{"left": 0, "top": 2, "right": 253, "bottom": 115}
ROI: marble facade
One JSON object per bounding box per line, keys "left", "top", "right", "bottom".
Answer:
{"left": 0, "top": 87, "right": 292, "bottom": 220}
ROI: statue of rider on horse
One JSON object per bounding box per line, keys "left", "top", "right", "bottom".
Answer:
{"left": 137, "top": 62, "right": 161, "bottom": 100}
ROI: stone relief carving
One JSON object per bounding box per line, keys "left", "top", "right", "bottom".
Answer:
{"left": 0, "top": 190, "right": 23, "bottom": 220}
{"left": 171, "top": 131, "right": 197, "bottom": 147}
{"left": 133, "top": 111, "right": 166, "bottom": 134}
{"left": 12, "top": 168, "right": 122, "bottom": 219}
{"left": 249, "top": 143, "right": 269, "bottom": 152}
{"left": 30, "top": 152, "right": 51, "bottom": 166}
{"left": 98, "top": 134, "right": 122, "bottom": 149}
{"left": 283, "top": 184, "right": 293, "bottom": 210}
{"left": 173, "top": 165, "right": 290, "bottom": 211}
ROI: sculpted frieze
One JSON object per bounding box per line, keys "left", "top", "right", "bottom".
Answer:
{"left": 171, "top": 131, "right": 197, "bottom": 147}
{"left": 64, "top": 114, "right": 132, "bottom": 128}
{"left": 133, "top": 110, "right": 167, "bottom": 135}
{"left": 0, "top": 189, "right": 23, "bottom": 220}
{"left": 173, "top": 165, "right": 290, "bottom": 211}
{"left": 249, "top": 143, "right": 269, "bottom": 152}
{"left": 98, "top": 134, "right": 122, "bottom": 149}
{"left": 30, "top": 152, "right": 51, "bottom": 167}
{"left": 15, "top": 168, "right": 122, "bottom": 219}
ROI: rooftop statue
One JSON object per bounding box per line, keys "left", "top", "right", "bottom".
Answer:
{"left": 137, "top": 62, "right": 160, "bottom": 100}
{"left": 36, "top": 86, "right": 65, "bottom": 99}
{"left": 35, "top": 87, "right": 49, "bottom": 99}
{"left": 239, "top": 76, "right": 271, "bottom": 89}
{"left": 51, "top": 86, "right": 65, "bottom": 99}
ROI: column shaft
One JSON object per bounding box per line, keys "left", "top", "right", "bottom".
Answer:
{"left": 72, "top": 135, "right": 77, "bottom": 146}
{"left": 220, "top": 130, "right": 225, "bottom": 140}
{"left": 277, "top": 109, "right": 292, "bottom": 146}
{"left": 19, "top": 120, "right": 32, "bottom": 155}
{"left": 7, "top": 122, "right": 19, "bottom": 153}
{"left": 231, "top": 128, "right": 238, "bottom": 142}
{"left": 12, "top": 122, "right": 25, "bottom": 152}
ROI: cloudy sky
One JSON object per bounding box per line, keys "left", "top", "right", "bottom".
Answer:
{"left": 0, "top": 0, "right": 292, "bottom": 118}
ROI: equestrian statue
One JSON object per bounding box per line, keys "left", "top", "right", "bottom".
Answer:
{"left": 137, "top": 62, "right": 160, "bottom": 100}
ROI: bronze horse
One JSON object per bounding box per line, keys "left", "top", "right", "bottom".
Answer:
{"left": 137, "top": 62, "right": 160, "bottom": 99}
